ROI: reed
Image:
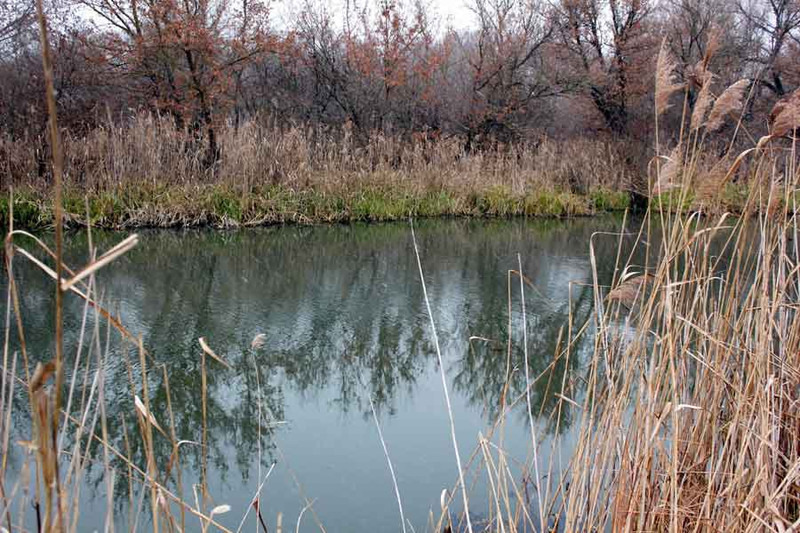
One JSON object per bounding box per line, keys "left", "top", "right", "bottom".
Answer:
{"left": 2, "top": 116, "right": 632, "bottom": 193}
{"left": 553, "top": 151, "right": 800, "bottom": 530}
{"left": 0, "top": 114, "right": 638, "bottom": 229}
{"left": 530, "top": 45, "right": 800, "bottom": 531}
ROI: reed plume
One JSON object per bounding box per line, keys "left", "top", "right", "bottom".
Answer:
{"left": 654, "top": 145, "right": 683, "bottom": 194}
{"left": 705, "top": 79, "right": 749, "bottom": 132}
{"left": 691, "top": 73, "right": 714, "bottom": 132}
{"left": 702, "top": 26, "right": 720, "bottom": 69}
{"left": 655, "top": 40, "right": 683, "bottom": 118}
{"left": 770, "top": 89, "right": 800, "bottom": 138}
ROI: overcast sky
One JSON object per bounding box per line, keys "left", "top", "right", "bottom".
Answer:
{"left": 431, "top": 0, "right": 474, "bottom": 30}
{"left": 275, "top": 0, "right": 477, "bottom": 32}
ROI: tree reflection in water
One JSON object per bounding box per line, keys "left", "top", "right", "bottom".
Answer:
{"left": 3, "top": 216, "right": 636, "bottom": 528}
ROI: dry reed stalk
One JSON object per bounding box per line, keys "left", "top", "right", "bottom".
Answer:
{"left": 410, "top": 220, "right": 473, "bottom": 533}
{"left": 295, "top": 499, "right": 316, "bottom": 533}
{"left": 9, "top": 242, "right": 139, "bottom": 345}
{"left": 200, "top": 341, "right": 209, "bottom": 513}
{"left": 61, "top": 234, "right": 139, "bottom": 291}
{"left": 1, "top": 195, "right": 17, "bottom": 533}
{"left": 477, "top": 434, "right": 507, "bottom": 533}
{"left": 234, "top": 463, "right": 276, "bottom": 533}
{"left": 198, "top": 336, "right": 232, "bottom": 369}
{"left": 160, "top": 363, "right": 186, "bottom": 532}
{"left": 368, "top": 395, "right": 407, "bottom": 533}
{"left": 60, "top": 406, "right": 235, "bottom": 531}
{"left": 33, "top": 1, "right": 67, "bottom": 529}
{"left": 30, "top": 361, "right": 58, "bottom": 530}
{"left": 137, "top": 336, "right": 159, "bottom": 533}
{"left": 516, "top": 254, "right": 545, "bottom": 531}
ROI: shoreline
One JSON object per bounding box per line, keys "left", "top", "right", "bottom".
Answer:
{"left": 1, "top": 184, "right": 631, "bottom": 231}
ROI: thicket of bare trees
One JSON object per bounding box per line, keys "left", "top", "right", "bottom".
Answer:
{"left": 1, "top": 0, "right": 798, "bottom": 180}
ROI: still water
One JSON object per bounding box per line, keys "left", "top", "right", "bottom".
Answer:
{"left": 4, "top": 216, "right": 633, "bottom": 531}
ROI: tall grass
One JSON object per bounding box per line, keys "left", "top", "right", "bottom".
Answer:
{"left": 2, "top": 116, "right": 631, "bottom": 194}
{"left": 554, "top": 163, "right": 800, "bottom": 527}
{"left": 0, "top": 116, "right": 636, "bottom": 228}
{"left": 428, "top": 46, "right": 800, "bottom": 532}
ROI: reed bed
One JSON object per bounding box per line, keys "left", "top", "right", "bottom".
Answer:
{"left": 543, "top": 153, "right": 800, "bottom": 530}
{"left": 2, "top": 116, "right": 631, "bottom": 194}
{"left": 0, "top": 116, "right": 634, "bottom": 229}
{"left": 427, "top": 43, "right": 800, "bottom": 532}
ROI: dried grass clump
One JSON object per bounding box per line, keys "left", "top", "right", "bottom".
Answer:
{"left": 4, "top": 114, "right": 627, "bottom": 198}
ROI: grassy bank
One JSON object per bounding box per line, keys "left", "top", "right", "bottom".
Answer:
{"left": 2, "top": 112, "right": 638, "bottom": 230}
{"left": 0, "top": 183, "right": 630, "bottom": 230}
{"left": 1, "top": 113, "right": 773, "bottom": 230}
{"left": 2, "top": 179, "right": 773, "bottom": 231}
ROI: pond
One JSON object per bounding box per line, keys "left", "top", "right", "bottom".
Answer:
{"left": 3, "top": 216, "right": 636, "bottom": 532}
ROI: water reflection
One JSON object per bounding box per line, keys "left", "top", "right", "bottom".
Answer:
{"left": 3, "top": 216, "right": 633, "bottom": 530}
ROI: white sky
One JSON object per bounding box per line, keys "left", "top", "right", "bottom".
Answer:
{"left": 430, "top": 0, "right": 475, "bottom": 30}
{"left": 275, "top": 0, "right": 477, "bottom": 33}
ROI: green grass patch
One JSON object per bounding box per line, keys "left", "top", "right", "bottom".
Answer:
{"left": 477, "top": 185, "right": 519, "bottom": 216}
{"left": 523, "top": 191, "right": 588, "bottom": 217}
{"left": 590, "top": 188, "right": 630, "bottom": 211}
{"left": 2, "top": 182, "right": 634, "bottom": 230}
{"left": 0, "top": 190, "right": 48, "bottom": 230}
{"left": 208, "top": 189, "right": 244, "bottom": 222}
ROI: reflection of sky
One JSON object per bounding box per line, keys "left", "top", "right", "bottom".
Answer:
{"left": 3, "top": 216, "right": 636, "bottom": 532}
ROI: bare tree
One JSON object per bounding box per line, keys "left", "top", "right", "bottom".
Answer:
{"left": 76, "top": 0, "right": 271, "bottom": 163}
{"left": 293, "top": 0, "right": 444, "bottom": 136}
{"left": 462, "top": 0, "right": 554, "bottom": 147}
{"left": 736, "top": 0, "right": 800, "bottom": 97}
{"left": 554, "top": 0, "right": 654, "bottom": 135}
{"left": 0, "top": 0, "right": 34, "bottom": 56}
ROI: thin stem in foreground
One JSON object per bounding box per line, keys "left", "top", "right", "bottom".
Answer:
{"left": 410, "top": 219, "right": 473, "bottom": 533}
